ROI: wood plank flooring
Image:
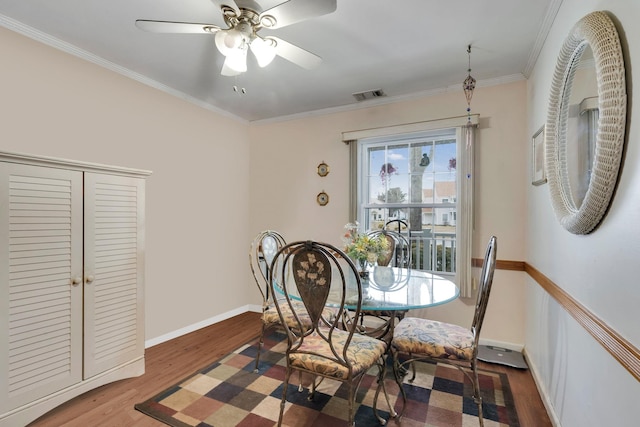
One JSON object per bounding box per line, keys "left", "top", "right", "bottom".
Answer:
{"left": 27, "top": 311, "right": 552, "bottom": 427}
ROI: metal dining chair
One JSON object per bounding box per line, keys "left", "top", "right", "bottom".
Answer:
{"left": 269, "top": 240, "right": 392, "bottom": 427}
{"left": 250, "top": 230, "right": 337, "bottom": 376}
{"left": 390, "top": 235, "right": 498, "bottom": 426}
{"left": 366, "top": 229, "right": 411, "bottom": 268}
{"left": 249, "top": 230, "right": 288, "bottom": 372}
{"left": 359, "top": 228, "right": 412, "bottom": 335}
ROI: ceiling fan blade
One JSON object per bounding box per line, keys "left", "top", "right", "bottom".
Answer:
{"left": 135, "top": 20, "right": 220, "bottom": 34}
{"left": 210, "top": 0, "right": 240, "bottom": 16}
{"left": 260, "top": 0, "right": 337, "bottom": 29}
{"left": 270, "top": 36, "right": 321, "bottom": 70}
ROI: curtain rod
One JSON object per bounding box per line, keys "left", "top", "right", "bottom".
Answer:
{"left": 342, "top": 114, "right": 479, "bottom": 143}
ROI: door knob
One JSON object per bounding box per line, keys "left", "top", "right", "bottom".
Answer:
{"left": 71, "top": 277, "right": 82, "bottom": 286}
{"left": 86, "top": 275, "right": 95, "bottom": 283}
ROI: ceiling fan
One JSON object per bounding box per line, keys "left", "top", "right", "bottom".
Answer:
{"left": 135, "top": 0, "right": 336, "bottom": 76}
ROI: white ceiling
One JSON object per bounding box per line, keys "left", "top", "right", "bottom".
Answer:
{"left": 0, "top": 0, "right": 558, "bottom": 122}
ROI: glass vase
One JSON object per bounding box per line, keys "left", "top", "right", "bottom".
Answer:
{"left": 357, "top": 258, "right": 369, "bottom": 280}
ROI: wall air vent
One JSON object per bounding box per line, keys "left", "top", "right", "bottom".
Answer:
{"left": 352, "top": 89, "right": 386, "bottom": 102}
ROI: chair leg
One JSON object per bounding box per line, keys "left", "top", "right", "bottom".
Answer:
{"left": 408, "top": 359, "right": 417, "bottom": 382}
{"left": 278, "top": 369, "right": 292, "bottom": 427}
{"left": 471, "top": 360, "right": 484, "bottom": 427}
{"left": 390, "top": 348, "right": 408, "bottom": 419}
{"left": 348, "top": 383, "right": 355, "bottom": 427}
{"left": 372, "top": 357, "right": 393, "bottom": 424}
{"left": 307, "top": 374, "right": 320, "bottom": 401}
{"left": 257, "top": 324, "right": 308, "bottom": 392}
{"left": 254, "top": 322, "right": 268, "bottom": 373}
{"left": 395, "top": 352, "right": 416, "bottom": 383}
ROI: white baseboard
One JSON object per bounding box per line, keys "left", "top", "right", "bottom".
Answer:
{"left": 522, "top": 349, "right": 562, "bottom": 427}
{"left": 145, "top": 305, "right": 261, "bottom": 348}
{"left": 147, "top": 308, "right": 525, "bottom": 352}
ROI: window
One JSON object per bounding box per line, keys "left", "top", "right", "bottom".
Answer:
{"left": 343, "top": 115, "right": 476, "bottom": 296}
{"left": 357, "top": 129, "right": 460, "bottom": 277}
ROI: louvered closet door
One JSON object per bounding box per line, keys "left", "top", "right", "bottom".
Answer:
{"left": 0, "top": 163, "right": 83, "bottom": 414}
{"left": 83, "top": 173, "right": 145, "bottom": 378}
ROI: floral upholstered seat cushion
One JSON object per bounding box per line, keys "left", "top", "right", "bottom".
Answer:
{"left": 289, "top": 328, "right": 387, "bottom": 379}
{"left": 392, "top": 317, "right": 473, "bottom": 361}
{"left": 262, "top": 300, "right": 307, "bottom": 327}
{"left": 262, "top": 301, "right": 337, "bottom": 329}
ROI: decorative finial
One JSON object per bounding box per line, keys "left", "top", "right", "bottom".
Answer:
{"left": 463, "top": 44, "right": 476, "bottom": 125}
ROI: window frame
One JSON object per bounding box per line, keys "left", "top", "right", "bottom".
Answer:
{"left": 343, "top": 115, "right": 477, "bottom": 296}
{"left": 356, "top": 128, "right": 460, "bottom": 278}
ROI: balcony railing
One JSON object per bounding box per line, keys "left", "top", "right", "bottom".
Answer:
{"left": 408, "top": 233, "right": 456, "bottom": 276}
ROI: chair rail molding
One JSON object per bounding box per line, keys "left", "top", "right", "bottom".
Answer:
{"left": 472, "top": 258, "right": 524, "bottom": 271}
{"left": 472, "top": 257, "right": 640, "bottom": 382}
{"left": 524, "top": 263, "right": 640, "bottom": 382}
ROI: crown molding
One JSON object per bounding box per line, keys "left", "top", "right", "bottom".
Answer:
{"left": 253, "top": 73, "right": 525, "bottom": 125}
{"left": 523, "top": 0, "right": 564, "bottom": 78}
{"left": 0, "top": 14, "right": 248, "bottom": 124}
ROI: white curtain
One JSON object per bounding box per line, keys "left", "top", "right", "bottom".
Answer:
{"left": 456, "top": 124, "right": 476, "bottom": 298}
{"left": 346, "top": 139, "right": 358, "bottom": 221}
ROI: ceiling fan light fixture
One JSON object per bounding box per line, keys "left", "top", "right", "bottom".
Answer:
{"left": 223, "top": 45, "right": 248, "bottom": 74}
{"left": 223, "top": 28, "right": 243, "bottom": 49}
{"left": 215, "top": 26, "right": 249, "bottom": 56}
{"left": 215, "top": 30, "right": 232, "bottom": 56}
{"left": 221, "top": 62, "right": 241, "bottom": 76}
{"left": 250, "top": 37, "right": 277, "bottom": 67}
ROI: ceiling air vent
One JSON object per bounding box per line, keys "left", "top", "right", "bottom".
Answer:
{"left": 352, "top": 89, "right": 386, "bottom": 102}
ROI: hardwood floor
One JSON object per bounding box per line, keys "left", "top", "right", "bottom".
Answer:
{"left": 27, "top": 311, "right": 551, "bottom": 427}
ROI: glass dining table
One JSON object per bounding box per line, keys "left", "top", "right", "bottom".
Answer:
{"left": 344, "top": 266, "right": 459, "bottom": 309}
{"left": 329, "top": 265, "right": 460, "bottom": 342}
{"left": 276, "top": 263, "right": 459, "bottom": 341}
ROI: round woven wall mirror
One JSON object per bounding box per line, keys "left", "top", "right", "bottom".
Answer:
{"left": 545, "top": 11, "right": 627, "bottom": 234}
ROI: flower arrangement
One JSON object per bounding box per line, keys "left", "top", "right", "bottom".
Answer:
{"left": 342, "top": 222, "right": 390, "bottom": 265}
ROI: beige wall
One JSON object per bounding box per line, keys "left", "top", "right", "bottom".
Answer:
{"left": 249, "top": 81, "right": 529, "bottom": 347}
{"left": 0, "top": 27, "right": 252, "bottom": 340}
{"left": 526, "top": 1, "right": 640, "bottom": 426}
{"left": 0, "top": 12, "right": 531, "bottom": 351}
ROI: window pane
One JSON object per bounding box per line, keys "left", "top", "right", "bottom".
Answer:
{"left": 358, "top": 129, "right": 459, "bottom": 275}
{"left": 367, "top": 176, "right": 382, "bottom": 204}
{"left": 433, "top": 139, "right": 457, "bottom": 173}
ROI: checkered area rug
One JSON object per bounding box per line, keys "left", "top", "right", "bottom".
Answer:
{"left": 135, "top": 331, "right": 520, "bottom": 427}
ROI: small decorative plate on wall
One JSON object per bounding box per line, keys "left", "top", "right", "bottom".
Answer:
{"left": 316, "top": 191, "right": 329, "bottom": 206}
{"left": 317, "top": 162, "right": 330, "bottom": 177}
